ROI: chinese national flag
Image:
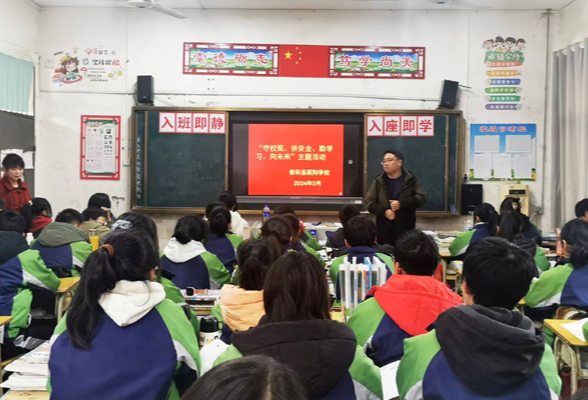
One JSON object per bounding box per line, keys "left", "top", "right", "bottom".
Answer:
{"left": 278, "top": 45, "right": 330, "bottom": 78}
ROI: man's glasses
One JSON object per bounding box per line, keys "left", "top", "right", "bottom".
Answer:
{"left": 381, "top": 158, "right": 398, "bottom": 165}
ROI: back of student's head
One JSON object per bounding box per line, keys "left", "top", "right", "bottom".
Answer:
{"left": 282, "top": 213, "right": 301, "bottom": 244}
{"left": 497, "top": 210, "right": 523, "bottom": 242}
{"left": 500, "top": 197, "right": 522, "bottom": 214}
{"left": 218, "top": 191, "right": 238, "bottom": 212}
{"left": 21, "top": 198, "right": 52, "bottom": 232}
{"left": 264, "top": 251, "right": 330, "bottom": 323}
{"left": 82, "top": 207, "right": 107, "bottom": 222}
{"left": 173, "top": 214, "right": 208, "bottom": 244}
{"left": 66, "top": 229, "right": 158, "bottom": 349}
{"left": 2, "top": 153, "right": 24, "bottom": 170}
{"left": 473, "top": 202, "right": 498, "bottom": 235}
{"left": 208, "top": 205, "right": 231, "bottom": 236}
{"left": 576, "top": 199, "right": 588, "bottom": 219}
{"left": 275, "top": 204, "right": 296, "bottom": 216}
{"left": 339, "top": 205, "right": 360, "bottom": 226}
{"left": 180, "top": 356, "right": 308, "bottom": 400}
{"left": 237, "top": 239, "right": 281, "bottom": 291}
{"left": 561, "top": 218, "right": 588, "bottom": 268}
{"left": 0, "top": 210, "right": 26, "bottom": 234}
{"left": 115, "top": 212, "right": 159, "bottom": 249}
{"left": 344, "top": 216, "right": 376, "bottom": 247}
{"left": 463, "top": 237, "right": 536, "bottom": 309}
{"left": 55, "top": 208, "right": 84, "bottom": 226}
{"left": 206, "top": 201, "right": 224, "bottom": 219}
{"left": 261, "top": 215, "right": 293, "bottom": 251}
{"left": 395, "top": 230, "right": 439, "bottom": 276}
{"left": 88, "top": 193, "right": 111, "bottom": 210}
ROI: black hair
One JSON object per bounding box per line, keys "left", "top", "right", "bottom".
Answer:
{"left": 495, "top": 36, "right": 505, "bottom": 43}
{"left": 0, "top": 198, "right": 5, "bottom": 211}
{"left": 237, "top": 239, "right": 281, "bottom": 291}
{"left": 473, "top": 203, "right": 498, "bottom": 236}
{"left": 0, "top": 210, "right": 26, "bottom": 234}
{"left": 344, "top": 216, "right": 377, "bottom": 247}
{"left": 115, "top": 213, "right": 159, "bottom": 249}
{"left": 500, "top": 197, "right": 522, "bottom": 214}
{"left": 339, "top": 204, "right": 360, "bottom": 226}
{"left": 561, "top": 219, "right": 588, "bottom": 269}
{"left": 274, "top": 204, "right": 296, "bottom": 216}
{"left": 218, "top": 191, "right": 238, "bottom": 212}
{"left": 20, "top": 198, "right": 52, "bottom": 232}
{"left": 206, "top": 201, "right": 224, "bottom": 219}
{"left": 2, "top": 153, "right": 24, "bottom": 170}
{"left": 173, "top": 214, "right": 208, "bottom": 245}
{"left": 264, "top": 251, "right": 331, "bottom": 323}
{"left": 208, "top": 205, "right": 231, "bottom": 236}
{"left": 497, "top": 211, "right": 523, "bottom": 242}
{"left": 55, "top": 208, "right": 84, "bottom": 226}
{"left": 260, "top": 215, "right": 293, "bottom": 252}
{"left": 88, "top": 193, "right": 111, "bottom": 210}
{"left": 463, "top": 237, "right": 536, "bottom": 309}
{"left": 383, "top": 149, "right": 404, "bottom": 161}
{"left": 66, "top": 229, "right": 158, "bottom": 349}
{"left": 82, "top": 207, "right": 107, "bottom": 222}
{"left": 181, "top": 355, "right": 308, "bottom": 400}
{"left": 575, "top": 199, "right": 588, "bottom": 219}
{"left": 282, "top": 213, "right": 302, "bottom": 245}
{"left": 506, "top": 37, "right": 516, "bottom": 43}
{"left": 394, "top": 230, "right": 439, "bottom": 276}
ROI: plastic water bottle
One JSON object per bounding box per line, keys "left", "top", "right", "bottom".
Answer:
{"left": 262, "top": 205, "right": 271, "bottom": 221}
{"left": 465, "top": 219, "right": 473, "bottom": 231}
{"left": 26, "top": 233, "right": 34, "bottom": 246}
{"left": 310, "top": 223, "right": 318, "bottom": 240}
{"left": 199, "top": 316, "right": 220, "bottom": 348}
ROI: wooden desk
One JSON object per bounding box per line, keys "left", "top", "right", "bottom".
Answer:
{"left": 0, "top": 391, "right": 49, "bottom": 399}
{"left": 545, "top": 319, "right": 588, "bottom": 348}
{"left": 55, "top": 277, "right": 80, "bottom": 322}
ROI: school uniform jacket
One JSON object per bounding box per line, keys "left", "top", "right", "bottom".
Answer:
{"left": 525, "top": 263, "right": 588, "bottom": 309}
{"left": 161, "top": 238, "right": 230, "bottom": 290}
{"left": 205, "top": 233, "right": 242, "bottom": 275}
{"left": 160, "top": 270, "right": 200, "bottom": 335}
{"left": 397, "top": 305, "right": 561, "bottom": 400}
{"left": 449, "top": 223, "right": 492, "bottom": 257}
{"left": 348, "top": 275, "right": 462, "bottom": 367}
{"left": 330, "top": 246, "right": 394, "bottom": 301}
{"left": 214, "top": 318, "right": 383, "bottom": 400}
{"left": 230, "top": 211, "right": 249, "bottom": 239}
{"left": 48, "top": 281, "right": 201, "bottom": 400}
{"left": 289, "top": 242, "right": 326, "bottom": 267}
{"left": 301, "top": 230, "right": 322, "bottom": 251}
{"left": 31, "top": 222, "right": 93, "bottom": 278}
{"left": 0, "top": 175, "right": 31, "bottom": 212}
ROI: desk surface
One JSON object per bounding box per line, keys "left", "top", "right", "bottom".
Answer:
{"left": 544, "top": 319, "right": 588, "bottom": 347}
{"left": 0, "top": 316, "right": 13, "bottom": 328}
{"left": 439, "top": 251, "right": 451, "bottom": 258}
{"left": 58, "top": 277, "right": 80, "bottom": 293}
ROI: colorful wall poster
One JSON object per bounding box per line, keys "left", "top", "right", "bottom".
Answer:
{"left": 49, "top": 46, "right": 124, "bottom": 86}
{"left": 80, "top": 116, "right": 121, "bottom": 180}
{"left": 183, "top": 43, "right": 425, "bottom": 79}
{"left": 470, "top": 124, "right": 536, "bottom": 181}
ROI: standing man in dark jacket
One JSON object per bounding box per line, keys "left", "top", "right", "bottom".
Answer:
{"left": 365, "top": 149, "right": 427, "bottom": 245}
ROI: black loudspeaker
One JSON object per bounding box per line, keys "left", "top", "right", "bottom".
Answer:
{"left": 461, "top": 184, "right": 483, "bottom": 215}
{"left": 137, "top": 75, "right": 154, "bottom": 105}
{"left": 439, "top": 80, "right": 459, "bottom": 109}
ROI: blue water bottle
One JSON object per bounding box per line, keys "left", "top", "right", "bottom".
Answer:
{"left": 263, "top": 205, "right": 271, "bottom": 221}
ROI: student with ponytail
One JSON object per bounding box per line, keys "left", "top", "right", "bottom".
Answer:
{"left": 48, "top": 229, "right": 200, "bottom": 400}
{"left": 205, "top": 204, "right": 243, "bottom": 275}
{"left": 275, "top": 204, "right": 322, "bottom": 251}
{"left": 449, "top": 203, "right": 498, "bottom": 257}
{"left": 260, "top": 215, "right": 294, "bottom": 254}
{"left": 500, "top": 197, "right": 542, "bottom": 245}
{"left": 161, "top": 214, "right": 230, "bottom": 290}
{"left": 21, "top": 198, "right": 53, "bottom": 238}
{"left": 281, "top": 213, "right": 325, "bottom": 267}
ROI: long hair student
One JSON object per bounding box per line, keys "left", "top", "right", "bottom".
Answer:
{"left": 206, "top": 204, "right": 243, "bottom": 275}
{"left": 21, "top": 198, "right": 53, "bottom": 237}
{"left": 449, "top": 202, "right": 497, "bottom": 257}
{"left": 500, "top": 197, "right": 541, "bottom": 245}
{"left": 260, "top": 215, "right": 293, "bottom": 254}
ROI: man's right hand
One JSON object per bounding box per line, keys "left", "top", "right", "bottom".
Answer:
{"left": 385, "top": 209, "right": 395, "bottom": 220}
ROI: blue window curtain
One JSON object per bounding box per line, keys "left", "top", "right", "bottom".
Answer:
{"left": 0, "top": 51, "right": 34, "bottom": 115}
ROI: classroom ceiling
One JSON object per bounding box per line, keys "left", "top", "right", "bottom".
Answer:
{"left": 31, "top": 0, "right": 576, "bottom": 11}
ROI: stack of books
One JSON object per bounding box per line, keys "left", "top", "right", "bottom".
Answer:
{"left": 1, "top": 342, "right": 49, "bottom": 393}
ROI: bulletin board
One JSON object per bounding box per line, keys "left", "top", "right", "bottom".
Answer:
{"left": 80, "top": 115, "right": 121, "bottom": 180}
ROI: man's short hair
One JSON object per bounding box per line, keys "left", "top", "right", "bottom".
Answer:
{"left": 383, "top": 149, "right": 404, "bottom": 161}
{"left": 0, "top": 211, "right": 26, "bottom": 234}
{"left": 55, "top": 209, "right": 85, "bottom": 225}
{"left": 576, "top": 199, "right": 588, "bottom": 218}
{"left": 82, "top": 207, "right": 107, "bottom": 221}
{"left": 343, "top": 216, "right": 377, "bottom": 247}
{"left": 394, "top": 230, "right": 439, "bottom": 276}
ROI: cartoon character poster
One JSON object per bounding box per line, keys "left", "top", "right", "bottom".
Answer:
{"left": 483, "top": 36, "right": 526, "bottom": 66}
{"left": 51, "top": 46, "right": 124, "bottom": 85}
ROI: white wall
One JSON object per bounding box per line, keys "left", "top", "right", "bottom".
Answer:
{"left": 553, "top": 1, "right": 588, "bottom": 50}
{"left": 0, "top": 0, "right": 39, "bottom": 61}
{"left": 34, "top": 7, "right": 550, "bottom": 231}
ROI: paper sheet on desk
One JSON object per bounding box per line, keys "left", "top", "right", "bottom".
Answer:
{"left": 381, "top": 360, "right": 400, "bottom": 399}
{"left": 562, "top": 318, "right": 588, "bottom": 343}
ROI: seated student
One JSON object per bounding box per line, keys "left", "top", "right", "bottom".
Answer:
{"left": 214, "top": 251, "right": 382, "bottom": 400}
{"left": 31, "top": 209, "right": 92, "bottom": 278}
{"left": 21, "top": 198, "right": 53, "bottom": 238}
{"left": 0, "top": 153, "right": 31, "bottom": 212}
{"left": 218, "top": 191, "right": 249, "bottom": 239}
{"left": 88, "top": 192, "right": 116, "bottom": 224}
{"left": 329, "top": 216, "right": 394, "bottom": 301}
{"left": 161, "top": 214, "right": 230, "bottom": 290}
{"left": 260, "top": 215, "right": 294, "bottom": 254}
{"left": 397, "top": 237, "right": 561, "bottom": 400}
{"left": 275, "top": 204, "right": 322, "bottom": 251}
{"left": 211, "top": 239, "right": 281, "bottom": 344}
{"left": 500, "top": 197, "right": 542, "bottom": 245}
{"left": 327, "top": 204, "right": 360, "bottom": 257}
{"left": 282, "top": 213, "right": 325, "bottom": 267}
{"left": 449, "top": 203, "right": 497, "bottom": 257}
{"left": 81, "top": 207, "right": 111, "bottom": 240}
{"left": 576, "top": 199, "right": 588, "bottom": 222}
{"left": 48, "top": 229, "right": 200, "bottom": 400}
{"left": 205, "top": 204, "right": 243, "bottom": 275}
{"left": 497, "top": 211, "right": 550, "bottom": 274}
{"left": 182, "top": 356, "right": 307, "bottom": 400}
{"left": 348, "top": 230, "right": 462, "bottom": 367}
{"left": 0, "top": 211, "right": 60, "bottom": 359}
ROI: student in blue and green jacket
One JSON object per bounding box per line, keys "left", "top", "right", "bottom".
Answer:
{"left": 162, "top": 214, "right": 230, "bottom": 290}
{"left": 282, "top": 213, "right": 325, "bottom": 267}
{"left": 330, "top": 216, "right": 394, "bottom": 301}
{"left": 0, "top": 211, "right": 61, "bottom": 359}
{"left": 205, "top": 204, "right": 243, "bottom": 275}
{"left": 275, "top": 204, "right": 322, "bottom": 251}
{"left": 48, "top": 229, "right": 201, "bottom": 400}
{"left": 397, "top": 237, "right": 561, "bottom": 400}
{"left": 449, "top": 203, "right": 498, "bottom": 257}
{"left": 214, "top": 251, "right": 382, "bottom": 400}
